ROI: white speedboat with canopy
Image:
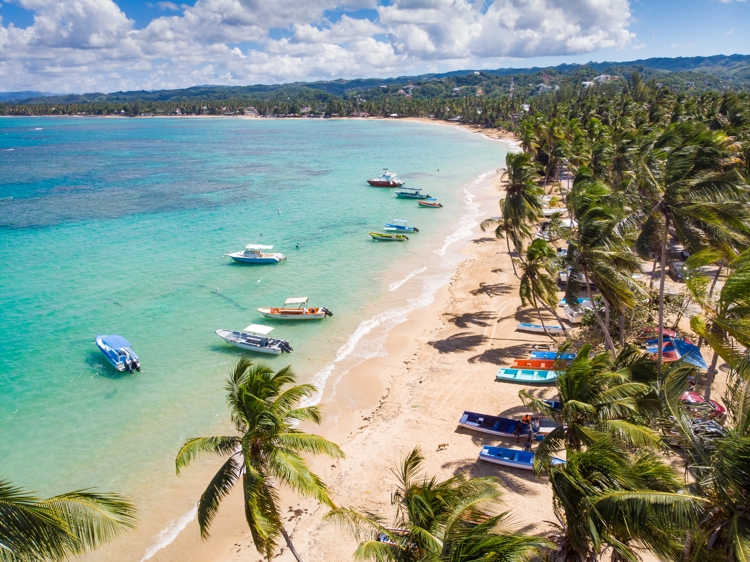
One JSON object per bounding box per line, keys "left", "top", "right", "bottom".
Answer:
{"left": 225, "top": 244, "right": 287, "bottom": 264}
{"left": 257, "top": 297, "right": 333, "bottom": 320}
{"left": 214, "top": 324, "right": 293, "bottom": 354}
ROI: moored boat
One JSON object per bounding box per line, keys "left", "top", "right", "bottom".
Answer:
{"left": 214, "top": 325, "right": 292, "bottom": 355}
{"left": 496, "top": 368, "right": 559, "bottom": 384}
{"left": 257, "top": 297, "right": 333, "bottom": 320}
{"left": 418, "top": 198, "right": 443, "bottom": 208}
{"left": 478, "top": 446, "right": 565, "bottom": 470}
{"left": 395, "top": 187, "right": 429, "bottom": 199}
{"left": 458, "top": 411, "right": 557, "bottom": 438}
{"left": 516, "top": 323, "right": 565, "bottom": 335}
{"left": 369, "top": 231, "right": 409, "bottom": 241}
{"left": 95, "top": 334, "right": 141, "bottom": 372}
{"left": 225, "top": 244, "right": 287, "bottom": 264}
{"left": 383, "top": 219, "right": 419, "bottom": 233}
{"left": 367, "top": 170, "right": 404, "bottom": 187}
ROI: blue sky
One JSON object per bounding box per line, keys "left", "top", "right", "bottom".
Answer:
{"left": 0, "top": 0, "right": 747, "bottom": 92}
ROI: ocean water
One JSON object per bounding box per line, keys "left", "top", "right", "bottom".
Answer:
{"left": 0, "top": 117, "right": 507, "bottom": 556}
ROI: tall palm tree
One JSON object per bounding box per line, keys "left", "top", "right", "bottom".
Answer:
{"left": 0, "top": 480, "right": 135, "bottom": 561}
{"left": 501, "top": 151, "right": 544, "bottom": 258}
{"left": 327, "top": 447, "right": 549, "bottom": 562}
{"left": 175, "top": 357, "right": 344, "bottom": 562}
{"left": 518, "top": 238, "right": 568, "bottom": 338}
{"left": 480, "top": 206, "right": 521, "bottom": 279}
{"left": 520, "top": 345, "right": 662, "bottom": 465}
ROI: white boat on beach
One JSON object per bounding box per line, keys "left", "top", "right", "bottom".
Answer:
{"left": 215, "top": 324, "right": 293, "bottom": 354}
{"left": 516, "top": 323, "right": 565, "bottom": 335}
{"left": 225, "top": 244, "right": 287, "bottom": 264}
{"left": 542, "top": 207, "right": 567, "bottom": 217}
{"left": 257, "top": 297, "right": 333, "bottom": 320}
{"left": 563, "top": 301, "right": 594, "bottom": 324}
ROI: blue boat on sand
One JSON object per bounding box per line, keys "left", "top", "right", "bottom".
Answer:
{"left": 530, "top": 350, "right": 576, "bottom": 360}
{"left": 458, "top": 411, "right": 555, "bottom": 439}
{"left": 479, "top": 446, "right": 565, "bottom": 470}
{"left": 95, "top": 334, "right": 141, "bottom": 372}
{"left": 496, "top": 368, "right": 559, "bottom": 384}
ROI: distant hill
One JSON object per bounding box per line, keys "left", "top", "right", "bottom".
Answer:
{"left": 3, "top": 54, "right": 749, "bottom": 107}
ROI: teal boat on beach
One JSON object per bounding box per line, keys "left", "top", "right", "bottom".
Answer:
{"left": 496, "top": 368, "right": 559, "bottom": 384}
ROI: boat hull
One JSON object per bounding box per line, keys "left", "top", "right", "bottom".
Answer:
{"left": 496, "top": 368, "right": 559, "bottom": 385}
{"left": 368, "top": 180, "right": 402, "bottom": 187}
{"left": 516, "top": 323, "right": 564, "bottom": 334}
{"left": 215, "top": 329, "right": 288, "bottom": 355}
{"left": 227, "top": 254, "right": 286, "bottom": 264}
{"left": 369, "top": 232, "right": 408, "bottom": 241}
{"left": 479, "top": 446, "right": 564, "bottom": 470}
{"left": 257, "top": 308, "right": 328, "bottom": 320}
{"left": 395, "top": 192, "right": 428, "bottom": 199}
{"left": 418, "top": 200, "right": 442, "bottom": 208}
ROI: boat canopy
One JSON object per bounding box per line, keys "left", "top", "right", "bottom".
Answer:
{"left": 244, "top": 324, "right": 275, "bottom": 335}
{"left": 398, "top": 187, "right": 421, "bottom": 191}
{"left": 391, "top": 219, "right": 408, "bottom": 225}
{"left": 101, "top": 335, "right": 131, "bottom": 349}
{"left": 284, "top": 297, "right": 308, "bottom": 305}
{"left": 245, "top": 244, "right": 274, "bottom": 250}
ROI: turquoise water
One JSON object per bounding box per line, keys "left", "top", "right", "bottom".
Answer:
{"left": 0, "top": 117, "right": 505, "bottom": 555}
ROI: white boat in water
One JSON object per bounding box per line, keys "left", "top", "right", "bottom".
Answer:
{"left": 226, "top": 244, "right": 287, "bottom": 264}
{"left": 383, "top": 219, "right": 419, "bottom": 233}
{"left": 215, "top": 324, "right": 293, "bottom": 354}
{"left": 257, "top": 297, "right": 333, "bottom": 320}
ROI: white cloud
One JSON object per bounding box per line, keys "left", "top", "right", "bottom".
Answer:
{"left": 0, "top": 0, "right": 636, "bottom": 92}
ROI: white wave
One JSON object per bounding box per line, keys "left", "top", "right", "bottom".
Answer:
{"left": 33, "top": 128, "right": 43, "bottom": 131}
{"left": 1, "top": 148, "right": 14, "bottom": 152}
{"left": 140, "top": 507, "right": 197, "bottom": 562}
{"left": 434, "top": 170, "right": 492, "bottom": 257}
{"left": 389, "top": 267, "right": 426, "bottom": 292}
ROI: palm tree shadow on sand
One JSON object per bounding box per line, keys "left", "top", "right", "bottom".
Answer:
{"left": 467, "top": 343, "right": 534, "bottom": 365}
{"left": 470, "top": 282, "right": 513, "bottom": 298}
{"left": 446, "top": 310, "right": 496, "bottom": 329}
{"left": 428, "top": 332, "right": 485, "bottom": 353}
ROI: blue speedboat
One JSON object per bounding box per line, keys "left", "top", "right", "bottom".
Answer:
{"left": 95, "top": 334, "right": 141, "bottom": 372}
{"left": 383, "top": 219, "right": 419, "bottom": 233}
{"left": 478, "top": 446, "right": 565, "bottom": 470}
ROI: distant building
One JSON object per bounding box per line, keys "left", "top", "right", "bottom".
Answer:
{"left": 593, "top": 74, "right": 619, "bottom": 84}
{"left": 473, "top": 71, "right": 480, "bottom": 75}
{"left": 521, "top": 104, "right": 530, "bottom": 112}
{"left": 452, "top": 87, "right": 461, "bottom": 93}
{"left": 389, "top": 113, "right": 399, "bottom": 117}
{"left": 582, "top": 81, "right": 595, "bottom": 88}
{"left": 244, "top": 107, "right": 258, "bottom": 116}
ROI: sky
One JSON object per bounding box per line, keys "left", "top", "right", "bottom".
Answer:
{"left": 0, "top": 0, "right": 748, "bottom": 93}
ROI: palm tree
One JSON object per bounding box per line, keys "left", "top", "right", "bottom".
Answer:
{"left": 518, "top": 238, "right": 568, "bottom": 338}
{"left": 175, "top": 357, "right": 344, "bottom": 562}
{"left": 500, "top": 151, "right": 544, "bottom": 258}
{"left": 480, "top": 206, "right": 520, "bottom": 278}
{"left": 327, "top": 447, "right": 549, "bottom": 562}
{"left": 520, "top": 345, "right": 662, "bottom": 465}
{"left": 0, "top": 480, "right": 135, "bottom": 561}
{"left": 663, "top": 362, "right": 750, "bottom": 561}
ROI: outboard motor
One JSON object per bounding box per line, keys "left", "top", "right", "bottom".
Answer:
{"left": 413, "top": 227, "right": 419, "bottom": 232}
{"left": 134, "top": 361, "right": 142, "bottom": 372}
{"left": 125, "top": 361, "right": 133, "bottom": 373}
{"left": 321, "top": 307, "right": 334, "bottom": 317}
{"left": 279, "top": 341, "right": 293, "bottom": 353}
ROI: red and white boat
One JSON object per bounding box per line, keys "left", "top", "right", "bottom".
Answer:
{"left": 367, "top": 170, "right": 404, "bottom": 187}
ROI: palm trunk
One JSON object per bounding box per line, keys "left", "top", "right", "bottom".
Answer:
{"left": 540, "top": 298, "right": 569, "bottom": 337}
{"left": 583, "top": 269, "right": 616, "bottom": 354}
{"left": 531, "top": 291, "right": 555, "bottom": 341}
{"left": 649, "top": 251, "right": 659, "bottom": 289}
{"left": 280, "top": 525, "right": 304, "bottom": 562}
{"left": 506, "top": 236, "right": 519, "bottom": 279}
{"left": 703, "top": 350, "right": 720, "bottom": 401}
{"left": 619, "top": 313, "right": 625, "bottom": 347}
{"left": 708, "top": 266, "right": 722, "bottom": 300}
{"left": 603, "top": 298, "right": 611, "bottom": 333}
{"left": 657, "top": 215, "right": 670, "bottom": 376}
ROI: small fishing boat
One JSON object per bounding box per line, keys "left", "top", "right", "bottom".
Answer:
{"left": 95, "top": 334, "right": 141, "bottom": 372}
{"left": 530, "top": 350, "right": 576, "bottom": 360}
{"left": 225, "top": 244, "right": 287, "bottom": 264}
{"left": 458, "top": 411, "right": 557, "bottom": 438}
{"left": 478, "top": 446, "right": 565, "bottom": 470}
{"left": 395, "top": 187, "right": 430, "bottom": 199}
{"left": 367, "top": 170, "right": 404, "bottom": 187}
{"left": 369, "top": 231, "right": 409, "bottom": 241}
{"left": 418, "top": 199, "right": 443, "bottom": 208}
{"left": 496, "top": 368, "right": 559, "bottom": 384}
{"left": 214, "top": 325, "right": 293, "bottom": 355}
{"left": 511, "top": 358, "right": 557, "bottom": 370}
{"left": 563, "top": 302, "right": 594, "bottom": 324}
{"left": 559, "top": 297, "right": 590, "bottom": 306}
{"left": 516, "top": 323, "right": 565, "bottom": 335}
{"left": 257, "top": 297, "right": 333, "bottom": 320}
{"left": 542, "top": 207, "right": 567, "bottom": 217}
{"left": 383, "top": 219, "right": 419, "bottom": 233}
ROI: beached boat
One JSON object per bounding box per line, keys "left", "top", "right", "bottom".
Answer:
{"left": 542, "top": 207, "right": 567, "bottom": 217}
{"left": 516, "top": 323, "right": 565, "bottom": 335}
{"left": 530, "top": 350, "right": 576, "bottom": 360}
{"left": 559, "top": 297, "right": 590, "bottom": 306}
{"left": 367, "top": 170, "right": 404, "bottom": 187}
{"left": 563, "top": 302, "right": 594, "bottom": 324}
{"left": 383, "top": 219, "right": 419, "bottom": 233}
{"left": 214, "top": 324, "right": 292, "bottom": 355}
{"left": 95, "top": 334, "right": 141, "bottom": 372}
{"left": 395, "top": 187, "right": 430, "bottom": 199}
{"left": 418, "top": 199, "right": 443, "bottom": 208}
{"left": 496, "top": 368, "right": 559, "bottom": 384}
{"left": 225, "top": 244, "right": 287, "bottom": 264}
{"left": 257, "top": 297, "right": 333, "bottom": 320}
{"left": 511, "top": 358, "right": 557, "bottom": 370}
{"left": 369, "top": 231, "right": 409, "bottom": 241}
{"left": 458, "top": 411, "right": 557, "bottom": 438}
{"left": 478, "top": 446, "right": 565, "bottom": 470}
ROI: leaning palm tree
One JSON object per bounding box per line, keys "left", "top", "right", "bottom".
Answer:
{"left": 0, "top": 480, "right": 135, "bottom": 561}
{"left": 520, "top": 345, "right": 662, "bottom": 466}
{"left": 480, "top": 205, "right": 522, "bottom": 278}
{"left": 327, "top": 447, "right": 549, "bottom": 562}
{"left": 518, "top": 238, "right": 568, "bottom": 339}
{"left": 175, "top": 357, "right": 344, "bottom": 562}
{"left": 501, "top": 151, "right": 544, "bottom": 257}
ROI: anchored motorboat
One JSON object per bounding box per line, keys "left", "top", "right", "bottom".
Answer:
{"left": 395, "top": 187, "right": 429, "bottom": 199}
{"left": 225, "top": 244, "right": 287, "bottom": 264}
{"left": 214, "top": 324, "right": 293, "bottom": 355}
{"left": 417, "top": 198, "right": 443, "bottom": 208}
{"left": 367, "top": 170, "right": 404, "bottom": 187}
{"left": 257, "top": 297, "right": 333, "bottom": 320}
{"left": 95, "top": 334, "right": 141, "bottom": 372}
{"left": 369, "top": 231, "right": 409, "bottom": 241}
{"left": 383, "top": 219, "right": 419, "bottom": 233}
